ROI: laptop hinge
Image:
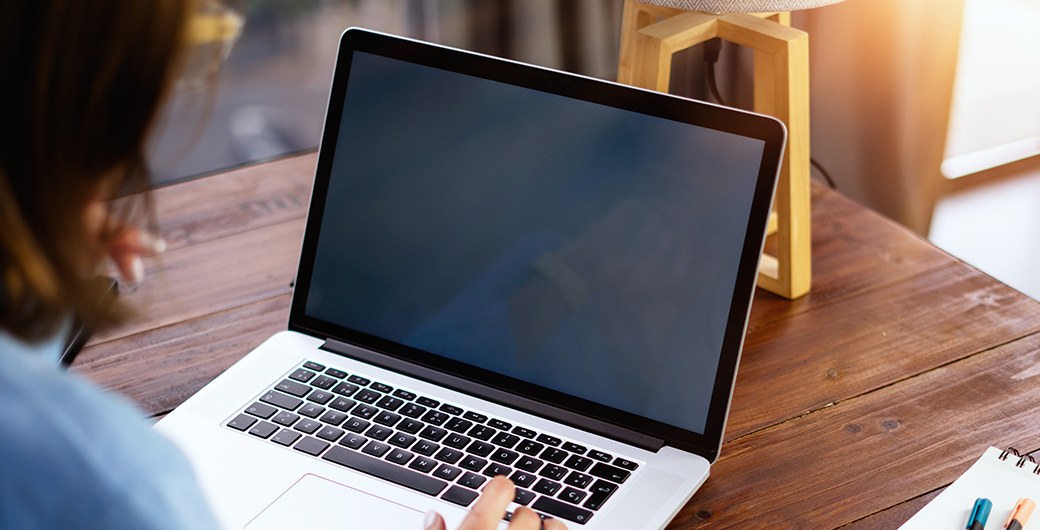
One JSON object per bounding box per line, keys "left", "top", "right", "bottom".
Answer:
{"left": 321, "top": 338, "right": 665, "bottom": 453}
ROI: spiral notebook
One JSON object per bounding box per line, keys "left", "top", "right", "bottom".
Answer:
{"left": 899, "top": 447, "right": 1040, "bottom": 529}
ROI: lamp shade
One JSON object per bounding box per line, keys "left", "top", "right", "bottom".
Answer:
{"left": 633, "top": 0, "right": 844, "bottom": 13}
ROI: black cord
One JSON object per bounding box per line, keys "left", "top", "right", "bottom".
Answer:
{"left": 702, "top": 39, "right": 836, "bottom": 189}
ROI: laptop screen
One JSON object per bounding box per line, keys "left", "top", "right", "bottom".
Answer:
{"left": 292, "top": 29, "right": 784, "bottom": 457}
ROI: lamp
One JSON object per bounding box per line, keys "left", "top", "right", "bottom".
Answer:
{"left": 618, "top": 0, "right": 845, "bottom": 299}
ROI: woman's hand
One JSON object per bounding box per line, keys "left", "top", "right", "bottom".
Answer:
{"left": 85, "top": 199, "right": 165, "bottom": 284}
{"left": 424, "top": 476, "right": 567, "bottom": 530}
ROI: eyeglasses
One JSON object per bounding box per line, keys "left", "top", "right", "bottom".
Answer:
{"left": 177, "top": 0, "right": 244, "bottom": 91}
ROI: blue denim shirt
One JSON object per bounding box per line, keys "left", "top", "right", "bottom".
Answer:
{"left": 0, "top": 328, "right": 219, "bottom": 529}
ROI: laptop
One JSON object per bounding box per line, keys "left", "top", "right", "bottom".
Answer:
{"left": 155, "top": 28, "right": 786, "bottom": 530}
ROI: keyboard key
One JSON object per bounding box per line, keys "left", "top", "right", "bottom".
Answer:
{"left": 364, "top": 425, "right": 393, "bottom": 441}
{"left": 564, "top": 471, "right": 593, "bottom": 489}
{"left": 444, "top": 417, "right": 473, "bottom": 433}
{"left": 514, "top": 489, "right": 536, "bottom": 506}
{"left": 353, "top": 404, "right": 379, "bottom": 419}
{"left": 589, "top": 462, "right": 630, "bottom": 484}
{"left": 533, "top": 496, "right": 594, "bottom": 525}
{"left": 491, "top": 448, "right": 519, "bottom": 466}
{"left": 323, "top": 446, "right": 448, "bottom": 496}
{"left": 303, "top": 361, "right": 325, "bottom": 371}
{"left": 422, "top": 411, "right": 449, "bottom": 426}
{"left": 271, "top": 428, "right": 301, "bottom": 446}
{"left": 419, "top": 426, "right": 448, "bottom": 442}
{"left": 398, "top": 418, "right": 424, "bottom": 434}
{"left": 409, "top": 455, "right": 439, "bottom": 474}
{"left": 298, "top": 403, "right": 324, "bottom": 418}
{"left": 488, "top": 419, "right": 512, "bottom": 431}
{"left": 271, "top": 411, "right": 299, "bottom": 427}
{"left": 540, "top": 464, "right": 568, "bottom": 481}
{"left": 516, "top": 440, "right": 544, "bottom": 456}
{"left": 588, "top": 450, "right": 612, "bottom": 462}
{"left": 443, "top": 433, "right": 472, "bottom": 449}
{"left": 434, "top": 447, "right": 464, "bottom": 464}
{"left": 515, "top": 456, "right": 544, "bottom": 472}
{"left": 393, "top": 389, "right": 417, "bottom": 401}
{"left": 328, "top": 397, "right": 356, "bottom": 413}
{"left": 533, "top": 478, "right": 561, "bottom": 496}
{"left": 509, "top": 470, "right": 538, "bottom": 488}
{"left": 482, "top": 463, "right": 511, "bottom": 478}
{"left": 340, "top": 433, "right": 367, "bottom": 449}
{"left": 468, "top": 425, "right": 496, "bottom": 441}
{"left": 244, "top": 402, "right": 277, "bottom": 419}
{"left": 343, "top": 417, "right": 371, "bottom": 433}
{"left": 294, "top": 436, "right": 329, "bottom": 456}
{"left": 436, "top": 486, "right": 478, "bottom": 509}
{"left": 306, "top": 390, "right": 334, "bottom": 405}
{"left": 260, "top": 391, "right": 302, "bottom": 411}
{"left": 416, "top": 397, "right": 439, "bottom": 408}
{"left": 560, "top": 487, "right": 588, "bottom": 505}
{"left": 613, "top": 458, "right": 639, "bottom": 471}
{"left": 458, "top": 472, "right": 486, "bottom": 489}
{"left": 565, "top": 454, "right": 593, "bottom": 472}
{"left": 467, "top": 441, "right": 495, "bottom": 457}
{"left": 583, "top": 480, "right": 618, "bottom": 511}
{"left": 386, "top": 448, "right": 414, "bottom": 465}
{"left": 289, "top": 369, "right": 316, "bottom": 383}
{"left": 463, "top": 411, "right": 488, "bottom": 423}
{"left": 491, "top": 432, "right": 520, "bottom": 449}
{"left": 459, "top": 455, "right": 487, "bottom": 472}
{"left": 348, "top": 375, "right": 370, "bottom": 386}
{"left": 433, "top": 464, "right": 463, "bottom": 481}
{"left": 376, "top": 396, "right": 404, "bottom": 412}
{"left": 332, "top": 382, "right": 359, "bottom": 396}
{"left": 374, "top": 411, "right": 402, "bottom": 427}
{"left": 362, "top": 441, "right": 391, "bottom": 457}
{"left": 537, "top": 434, "right": 562, "bottom": 447}
{"left": 248, "top": 421, "right": 278, "bottom": 439}
{"left": 310, "top": 375, "right": 337, "bottom": 390}
{"left": 413, "top": 440, "right": 440, "bottom": 456}
{"left": 400, "top": 403, "right": 427, "bottom": 419}
{"left": 355, "top": 389, "right": 382, "bottom": 404}
{"left": 541, "top": 447, "right": 568, "bottom": 464}
{"left": 562, "top": 442, "right": 587, "bottom": 455}
{"left": 370, "top": 382, "right": 393, "bottom": 393}
{"left": 324, "top": 368, "right": 348, "bottom": 379}
{"left": 389, "top": 432, "right": 417, "bottom": 449}
{"left": 294, "top": 419, "right": 321, "bottom": 434}
{"left": 439, "top": 404, "right": 464, "bottom": 416}
{"left": 317, "top": 426, "right": 345, "bottom": 442}
{"left": 319, "top": 410, "right": 347, "bottom": 426}
{"left": 512, "top": 426, "right": 537, "bottom": 438}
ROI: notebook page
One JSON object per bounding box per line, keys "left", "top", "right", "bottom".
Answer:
{"left": 899, "top": 447, "right": 1040, "bottom": 529}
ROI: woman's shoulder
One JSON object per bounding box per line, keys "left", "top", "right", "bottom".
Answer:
{"left": 0, "top": 332, "right": 218, "bottom": 529}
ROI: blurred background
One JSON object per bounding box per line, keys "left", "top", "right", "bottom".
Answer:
{"left": 148, "top": 0, "right": 1040, "bottom": 300}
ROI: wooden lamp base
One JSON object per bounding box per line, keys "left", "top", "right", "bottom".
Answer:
{"left": 617, "top": 0, "right": 811, "bottom": 300}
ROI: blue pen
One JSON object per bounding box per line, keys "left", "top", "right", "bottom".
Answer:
{"left": 967, "top": 498, "right": 992, "bottom": 530}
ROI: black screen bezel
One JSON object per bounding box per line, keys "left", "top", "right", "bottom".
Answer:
{"left": 288, "top": 28, "right": 785, "bottom": 462}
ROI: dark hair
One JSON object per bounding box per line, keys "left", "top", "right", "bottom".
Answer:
{"left": 0, "top": 0, "right": 192, "bottom": 342}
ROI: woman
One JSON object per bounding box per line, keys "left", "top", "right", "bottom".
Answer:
{"left": 0, "top": 1, "right": 563, "bottom": 528}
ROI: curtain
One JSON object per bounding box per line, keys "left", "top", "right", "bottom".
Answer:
{"left": 795, "top": 0, "right": 965, "bottom": 235}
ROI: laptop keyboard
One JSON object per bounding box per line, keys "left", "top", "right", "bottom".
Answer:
{"left": 224, "top": 360, "right": 641, "bottom": 525}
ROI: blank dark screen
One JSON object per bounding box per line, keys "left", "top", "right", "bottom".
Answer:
{"left": 305, "top": 51, "right": 766, "bottom": 434}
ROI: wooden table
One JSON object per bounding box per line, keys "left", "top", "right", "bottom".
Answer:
{"left": 75, "top": 153, "right": 1040, "bottom": 529}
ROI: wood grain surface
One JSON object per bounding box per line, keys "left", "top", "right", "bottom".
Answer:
{"left": 74, "top": 153, "right": 1040, "bottom": 529}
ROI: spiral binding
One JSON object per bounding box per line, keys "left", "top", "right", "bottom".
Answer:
{"left": 998, "top": 447, "right": 1040, "bottom": 475}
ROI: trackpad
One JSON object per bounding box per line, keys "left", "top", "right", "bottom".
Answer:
{"left": 246, "top": 474, "right": 425, "bottom": 529}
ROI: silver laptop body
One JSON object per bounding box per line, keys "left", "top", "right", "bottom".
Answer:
{"left": 155, "top": 28, "right": 786, "bottom": 530}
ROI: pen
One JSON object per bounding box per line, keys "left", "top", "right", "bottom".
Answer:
{"left": 1006, "top": 498, "right": 1036, "bottom": 530}
{"left": 968, "top": 498, "right": 992, "bottom": 530}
